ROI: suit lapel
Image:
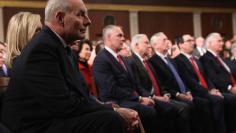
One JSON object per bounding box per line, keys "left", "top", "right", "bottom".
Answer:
{"left": 132, "top": 54, "right": 149, "bottom": 77}
{"left": 179, "top": 54, "right": 199, "bottom": 80}
{"left": 56, "top": 38, "right": 89, "bottom": 99}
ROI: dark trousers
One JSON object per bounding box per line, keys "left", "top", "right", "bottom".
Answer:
{"left": 222, "top": 93, "right": 236, "bottom": 133}
{"left": 46, "top": 110, "right": 125, "bottom": 133}
{"left": 155, "top": 99, "right": 192, "bottom": 133}
{"left": 119, "top": 101, "right": 158, "bottom": 133}
{"left": 178, "top": 96, "right": 214, "bottom": 133}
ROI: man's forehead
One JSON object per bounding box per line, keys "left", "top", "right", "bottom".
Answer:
{"left": 70, "top": 0, "right": 87, "bottom": 12}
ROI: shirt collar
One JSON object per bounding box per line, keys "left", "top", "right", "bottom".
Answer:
{"left": 207, "top": 49, "right": 218, "bottom": 57}
{"left": 49, "top": 27, "right": 67, "bottom": 48}
{"left": 105, "top": 46, "right": 118, "bottom": 60}
{"left": 181, "top": 51, "right": 192, "bottom": 59}
{"left": 156, "top": 51, "right": 167, "bottom": 59}
{"left": 134, "top": 52, "right": 144, "bottom": 62}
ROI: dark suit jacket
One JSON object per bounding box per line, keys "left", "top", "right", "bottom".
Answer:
{"left": 1, "top": 26, "right": 111, "bottom": 133}
{"left": 224, "top": 58, "right": 236, "bottom": 78}
{"left": 92, "top": 49, "right": 139, "bottom": 103}
{"left": 149, "top": 54, "right": 190, "bottom": 98}
{"left": 200, "top": 51, "right": 232, "bottom": 92}
{"left": 174, "top": 54, "right": 214, "bottom": 97}
{"left": 128, "top": 54, "right": 167, "bottom": 96}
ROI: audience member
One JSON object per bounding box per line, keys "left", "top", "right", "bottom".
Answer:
{"left": 220, "top": 39, "right": 232, "bottom": 59}
{"left": 175, "top": 34, "right": 226, "bottom": 133}
{"left": 93, "top": 25, "right": 158, "bottom": 133}
{"left": 148, "top": 32, "right": 212, "bottom": 133}
{"left": 0, "top": 42, "right": 8, "bottom": 77}
{"left": 225, "top": 43, "right": 236, "bottom": 78}
{"left": 119, "top": 42, "right": 132, "bottom": 57}
{"left": 76, "top": 39, "right": 98, "bottom": 97}
{"left": 129, "top": 34, "right": 191, "bottom": 133}
{"left": 200, "top": 33, "right": 236, "bottom": 93}
{"left": 200, "top": 33, "right": 236, "bottom": 132}
{"left": 192, "top": 37, "right": 206, "bottom": 59}
{"left": 5, "top": 12, "right": 42, "bottom": 70}
{"left": 1, "top": 0, "right": 137, "bottom": 133}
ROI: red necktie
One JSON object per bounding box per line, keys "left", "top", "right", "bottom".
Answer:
{"left": 117, "top": 55, "right": 127, "bottom": 71}
{"left": 216, "top": 56, "right": 236, "bottom": 86}
{"left": 143, "top": 60, "right": 161, "bottom": 96}
{"left": 189, "top": 56, "right": 208, "bottom": 89}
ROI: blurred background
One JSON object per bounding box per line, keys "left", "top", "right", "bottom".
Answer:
{"left": 0, "top": 0, "right": 236, "bottom": 42}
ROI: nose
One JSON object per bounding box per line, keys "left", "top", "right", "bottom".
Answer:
{"left": 84, "top": 15, "right": 91, "bottom": 27}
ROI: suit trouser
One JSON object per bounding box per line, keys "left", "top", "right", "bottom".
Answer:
{"left": 177, "top": 96, "right": 214, "bottom": 133}
{"left": 44, "top": 110, "right": 125, "bottom": 133}
{"left": 119, "top": 101, "right": 158, "bottom": 133}
{"left": 222, "top": 93, "right": 236, "bottom": 133}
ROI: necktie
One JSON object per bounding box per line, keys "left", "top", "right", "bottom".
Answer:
{"left": 165, "top": 57, "right": 186, "bottom": 93}
{"left": 65, "top": 47, "right": 89, "bottom": 98}
{"left": 65, "top": 47, "right": 77, "bottom": 71}
{"left": 143, "top": 60, "right": 161, "bottom": 96}
{"left": 117, "top": 55, "right": 127, "bottom": 71}
{"left": 189, "top": 56, "right": 208, "bottom": 89}
{"left": 216, "top": 56, "right": 236, "bottom": 86}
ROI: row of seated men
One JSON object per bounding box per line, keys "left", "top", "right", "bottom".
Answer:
{"left": 2, "top": 23, "right": 236, "bottom": 133}
{"left": 2, "top": 25, "right": 236, "bottom": 133}
{"left": 91, "top": 25, "right": 236, "bottom": 133}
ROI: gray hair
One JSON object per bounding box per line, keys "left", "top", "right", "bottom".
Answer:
{"left": 102, "top": 25, "right": 122, "bottom": 41}
{"left": 45, "top": 0, "right": 69, "bottom": 21}
{"left": 204, "top": 32, "right": 221, "bottom": 49}
{"left": 130, "top": 34, "right": 147, "bottom": 51}
{"left": 150, "top": 32, "right": 164, "bottom": 46}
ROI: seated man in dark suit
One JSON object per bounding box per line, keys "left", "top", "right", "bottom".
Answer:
{"left": 128, "top": 34, "right": 191, "bottom": 133}
{"left": 175, "top": 34, "right": 225, "bottom": 133}
{"left": 148, "top": 32, "right": 213, "bottom": 133}
{"left": 1, "top": 0, "right": 137, "bottom": 133}
{"left": 93, "top": 25, "right": 161, "bottom": 133}
{"left": 200, "top": 32, "right": 236, "bottom": 133}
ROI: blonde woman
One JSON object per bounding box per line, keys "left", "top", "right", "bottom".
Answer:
{"left": 5, "top": 12, "right": 42, "bottom": 69}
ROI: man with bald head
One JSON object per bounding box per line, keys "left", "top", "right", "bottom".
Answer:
{"left": 1, "top": 0, "right": 128, "bottom": 133}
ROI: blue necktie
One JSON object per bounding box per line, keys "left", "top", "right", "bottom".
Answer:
{"left": 165, "top": 58, "right": 186, "bottom": 93}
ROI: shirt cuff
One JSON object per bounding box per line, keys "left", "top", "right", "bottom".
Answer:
{"left": 228, "top": 85, "right": 232, "bottom": 91}
{"left": 176, "top": 92, "right": 180, "bottom": 97}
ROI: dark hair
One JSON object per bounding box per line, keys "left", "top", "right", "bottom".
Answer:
{"left": 78, "top": 39, "right": 93, "bottom": 55}
{"left": 174, "top": 35, "right": 184, "bottom": 46}
{"left": 95, "top": 41, "right": 105, "bottom": 55}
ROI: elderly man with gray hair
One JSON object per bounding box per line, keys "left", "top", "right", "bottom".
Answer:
{"left": 200, "top": 32, "right": 236, "bottom": 133}
{"left": 1, "top": 0, "right": 132, "bottom": 133}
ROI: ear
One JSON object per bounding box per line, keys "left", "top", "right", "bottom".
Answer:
{"left": 55, "top": 11, "right": 65, "bottom": 26}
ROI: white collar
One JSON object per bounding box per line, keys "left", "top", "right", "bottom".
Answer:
{"left": 207, "top": 49, "right": 218, "bottom": 57}
{"left": 105, "top": 46, "right": 118, "bottom": 60}
{"left": 155, "top": 51, "right": 168, "bottom": 63}
{"left": 49, "top": 27, "right": 67, "bottom": 48}
{"left": 134, "top": 52, "right": 144, "bottom": 62}
{"left": 181, "top": 51, "right": 192, "bottom": 59}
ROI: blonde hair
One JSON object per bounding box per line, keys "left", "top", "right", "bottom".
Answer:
{"left": 5, "top": 12, "right": 41, "bottom": 68}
